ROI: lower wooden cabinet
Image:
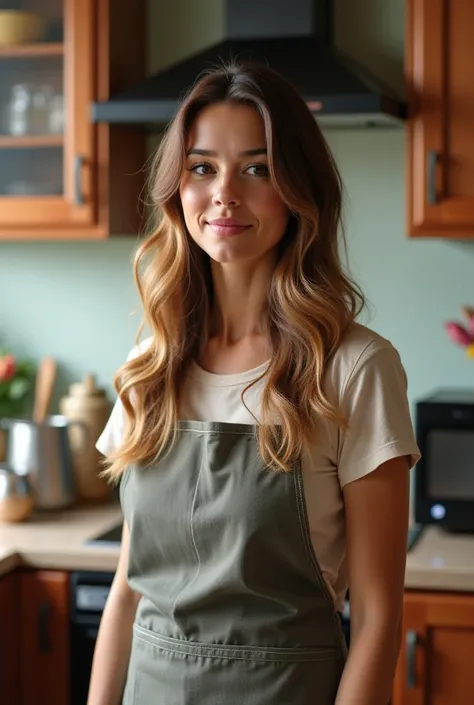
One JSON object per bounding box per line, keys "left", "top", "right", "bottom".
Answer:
{"left": 20, "top": 570, "right": 70, "bottom": 705}
{"left": 0, "top": 572, "right": 21, "bottom": 705}
{"left": 0, "top": 570, "right": 70, "bottom": 705}
{"left": 3, "top": 570, "right": 474, "bottom": 705}
{"left": 393, "top": 591, "right": 474, "bottom": 705}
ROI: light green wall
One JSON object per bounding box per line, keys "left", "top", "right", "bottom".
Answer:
{"left": 1, "top": 0, "right": 473, "bottom": 411}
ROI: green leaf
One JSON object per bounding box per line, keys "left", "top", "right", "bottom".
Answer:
{"left": 9, "top": 378, "right": 30, "bottom": 400}
{"left": 16, "top": 360, "right": 34, "bottom": 376}
{"left": 0, "top": 383, "right": 9, "bottom": 400}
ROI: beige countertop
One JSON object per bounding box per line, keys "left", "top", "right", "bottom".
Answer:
{"left": 0, "top": 502, "right": 122, "bottom": 578}
{"left": 1, "top": 506, "right": 474, "bottom": 593}
{"left": 404, "top": 525, "right": 474, "bottom": 592}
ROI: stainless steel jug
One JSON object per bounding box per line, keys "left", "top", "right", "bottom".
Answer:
{"left": 2, "top": 415, "right": 87, "bottom": 509}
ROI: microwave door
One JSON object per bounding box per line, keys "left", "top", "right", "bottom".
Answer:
{"left": 427, "top": 429, "right": 474, "bottom": 501}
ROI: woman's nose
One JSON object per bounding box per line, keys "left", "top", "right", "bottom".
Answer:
{"left": 212, "top": 174, "right": 241, "bottom": 208}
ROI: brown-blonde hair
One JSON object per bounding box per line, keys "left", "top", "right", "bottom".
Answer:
{"left": 103, "top": 61, "right": 365, "bottom": 481}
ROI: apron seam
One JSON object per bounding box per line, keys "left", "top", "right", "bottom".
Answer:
{"left": 133, "top": 624, "right": 335, "bottom": 662}
{"left": 170, "top": 446, "right": 205, "bottom": 624}
{"left": 119, "top": 466, "right": 132, "bottom": 501}
{"left": 293, "top": 466, "right": 334, "bottom": 606}
{"left": 293, "top": 466, "right": 348, "bottom": 664}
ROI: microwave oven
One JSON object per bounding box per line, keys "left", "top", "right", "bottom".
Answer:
{"left": 415, "top": 389, "right": 474, "bottom": 533}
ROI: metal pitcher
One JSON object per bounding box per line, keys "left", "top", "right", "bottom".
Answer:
{"left": 1, "top": 415, "right": 87, "bottom": 510}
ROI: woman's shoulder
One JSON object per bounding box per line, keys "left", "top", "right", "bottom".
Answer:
{"left": 333, "top": 321, "right": 396, "bottom": 365}
{"left": 125, "top": 336, "right": 153, "bottom": 362}
{"left": 326, "top": 322, "right": 403, "bottom": 399}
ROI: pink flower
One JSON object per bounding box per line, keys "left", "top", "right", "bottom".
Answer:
{"left": 445, "top": 321, "right": 473, "bottom": 347}
{"left": 0, "top": 354, "right": 16, "bottom": 382}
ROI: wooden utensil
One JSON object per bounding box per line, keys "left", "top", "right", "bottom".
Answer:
{"left": 33, "top": 357, "right": 56, "bottom": 424}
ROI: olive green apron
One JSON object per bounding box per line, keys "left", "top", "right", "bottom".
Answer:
{"left": 120, "top": 421, "right": 347, "bottom": 704}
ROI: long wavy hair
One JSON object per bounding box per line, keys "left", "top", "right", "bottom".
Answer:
{"left": 103, "top": 61, "right": 365, "bottom": 481}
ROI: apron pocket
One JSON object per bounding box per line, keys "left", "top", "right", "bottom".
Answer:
{"left": 126, "top": 625, "right": 342, "bottom": 705}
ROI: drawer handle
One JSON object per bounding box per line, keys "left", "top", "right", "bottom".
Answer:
{"left": 38, "top": 600, "right": 53, "bottom": 653}
{"left": 406, "top": 629, "right": 418, "bottom": 688}
{"left": 427, "top": 150, "right": 439, "bottom": 205}
{"left": 74, "top": 154, "right": 85, "bottom": 206}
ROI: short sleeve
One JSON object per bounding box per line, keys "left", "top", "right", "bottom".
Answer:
{"left": 96, "top": 396, "right": 125, "bottom": 456}
{"left": 337, "top": 343, "right": 421, "bottom": 488}
{"left": 95, "top": 337, "right": 153, "bottom": 457}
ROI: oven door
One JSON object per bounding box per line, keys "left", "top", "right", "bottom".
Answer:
{"left": 71, "top": 615, "right": 101, "bottom": 705}
{"left": 70, "top": 572, "right": 114, "bottom": 705}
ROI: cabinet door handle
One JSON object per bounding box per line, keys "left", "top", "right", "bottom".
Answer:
{"left": 427, "top": 150, "right": 439, "bottom": 205}
{"left": 38, "top": 600, "right": 53, "bottom": 653}
{"left": 406, "top": 629, "right": 419, "bottom": 688}
{"left": 74, "top": 154, "right": 85, "bottom": 206}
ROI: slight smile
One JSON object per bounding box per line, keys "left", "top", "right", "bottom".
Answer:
{"left": 207, "top": 218, "right": 252, "bottom": 237}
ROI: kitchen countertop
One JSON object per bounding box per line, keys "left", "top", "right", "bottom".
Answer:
{"left": 404, "top": 525, "right": 474, "bottom": 592}
{"left": 0, "top": 502, "right": 122, "bottom": 578}
{"left": 1, "top": 505, "right": 474, "bottom": 593}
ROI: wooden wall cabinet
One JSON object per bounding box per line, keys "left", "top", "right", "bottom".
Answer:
{"left": 407, "top": 0, "right": 474, "bottom": 238}
{"left": 393, "top": 591, "right": 474, "bottom": 705}
{"left": 0, "top": 0, "right": 146, "bottom": 240}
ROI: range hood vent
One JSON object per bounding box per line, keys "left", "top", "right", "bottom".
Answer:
{"left": 92, "top": 0, "right": 406, "bottom": 130}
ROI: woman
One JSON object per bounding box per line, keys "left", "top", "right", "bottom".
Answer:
{"left": 88, "top": 62, "right": 420, "bottom": 705}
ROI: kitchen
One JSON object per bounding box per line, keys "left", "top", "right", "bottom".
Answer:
{"left": 1, "top": 0, "right": 474, "bottom": 703}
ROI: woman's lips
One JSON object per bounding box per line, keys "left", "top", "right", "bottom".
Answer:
{"left": 207, "top": 219, "right": 251, "bottom": 236}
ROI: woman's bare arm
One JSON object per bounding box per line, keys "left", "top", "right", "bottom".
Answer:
{"left": 87, "top": 521, "right": 140, "bottom": 705}
{"left": 335, "top": 456, "right": 410, "bottom": 705}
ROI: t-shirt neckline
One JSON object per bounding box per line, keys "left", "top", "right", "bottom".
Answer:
{"left": 189, "top": 359, "right": 270, "bottom": 387}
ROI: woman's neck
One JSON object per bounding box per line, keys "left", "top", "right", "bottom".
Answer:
{"left": 209, "top": 255, "right": 275, "bottom": 341}
{"left": 198, "top": 256, "right": 275, "bottom": 374}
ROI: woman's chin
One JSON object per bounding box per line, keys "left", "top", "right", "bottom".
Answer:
{"left": 204, "top": 243, "right": 254, "bottom": 264}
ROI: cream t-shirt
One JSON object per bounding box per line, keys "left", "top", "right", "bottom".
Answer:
{"left": 96, "top": 322, "right": 420, "bottom": 611}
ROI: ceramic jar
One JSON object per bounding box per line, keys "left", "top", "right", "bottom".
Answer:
{"left": 0, "top": 463, "right": 34, "bottom": 522}
{"left": 59, "top": 374, "right": 111, "bottom": 502}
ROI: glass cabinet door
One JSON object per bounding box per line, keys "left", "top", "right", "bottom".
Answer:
{"left": 0, "top": 0, "right": 94, "bottom": 231}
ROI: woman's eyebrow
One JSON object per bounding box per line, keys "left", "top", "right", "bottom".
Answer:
{"left": 186, "top": 148, "right": 267, "bottom": 157}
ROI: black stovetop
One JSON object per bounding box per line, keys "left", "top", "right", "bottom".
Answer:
{"left": 87, "top": 523, "right": 123, "bottom": 545}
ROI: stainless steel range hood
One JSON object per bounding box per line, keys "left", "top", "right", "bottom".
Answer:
{"left": 92, "top": 0, "right": 406, "bottom": 130}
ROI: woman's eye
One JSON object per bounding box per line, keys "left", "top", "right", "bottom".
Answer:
{"left": 245, "top": 163, "right": 269, "bottom": 177}
{"left": 189, "top": 162, "right": 214, "bottom": 175}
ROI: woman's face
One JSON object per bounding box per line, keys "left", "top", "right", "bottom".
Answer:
{"left": 179, "top": 102, "right": 289, "bottom": 265}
